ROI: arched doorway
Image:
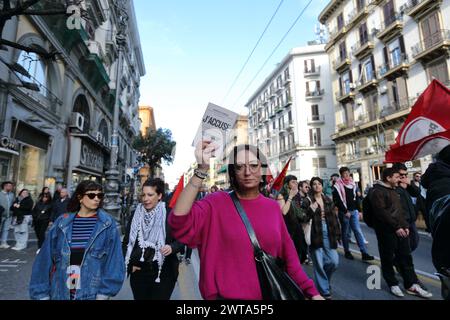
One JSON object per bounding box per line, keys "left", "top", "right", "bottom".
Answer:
{"left": 73, "top": 95, "right": 90, "bottom": 133}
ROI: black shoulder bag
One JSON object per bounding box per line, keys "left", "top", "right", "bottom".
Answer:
{"left": 229, "top": 191, "right": 305, "bottom": 300}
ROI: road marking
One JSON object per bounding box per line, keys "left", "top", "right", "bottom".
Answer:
{"left": 339, "top": 247, "right": 441, "bottom": 285}
{"left": 2, "top": 259, "right": 27, "bottom": 264}
{"left": 0, "top": 265, "right": 18, "bottom": 268}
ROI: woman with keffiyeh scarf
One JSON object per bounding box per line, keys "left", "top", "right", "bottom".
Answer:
{"left": 122, "top": 178, "right": 184, "bottom": 300}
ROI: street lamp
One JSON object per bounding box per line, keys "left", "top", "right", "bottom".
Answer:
{"left": 103, "top": 0, "right": 128, "bottom": 221}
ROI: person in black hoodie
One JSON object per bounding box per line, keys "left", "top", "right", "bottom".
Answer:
{"left": 11, "top": 189, "right": 34, "bottom": 251}
{"left": 421, "top": 144, "right": 450, "bottom": 300}
{"left": 122, "top": 178, "right": 184, "bottom": 300}
{"left": 32, "top": 192, "right": 53, "bottom": 254}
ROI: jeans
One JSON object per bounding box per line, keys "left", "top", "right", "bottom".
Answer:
{"left": 310, "top": 221, "right": 339, "bottom": 296}
{"left": 0, "top": 216, "right": 12, "bottom": 244}
{"left": 342, "top": 210, "right": 368, "bottom": 254}
{"left": 13, "top": 215, "right": 31, "bottom": 249}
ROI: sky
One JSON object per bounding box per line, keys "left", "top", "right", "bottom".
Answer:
{"left": 133, "top": 0, "right": 330, "bottom": 188}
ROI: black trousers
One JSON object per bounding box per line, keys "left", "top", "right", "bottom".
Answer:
{"left": 33, "top": 219, "right": 49, "bottom": 249}
{"left": 130, "top": 268, "right": 177, "bottom": 300}
{"left": 375, "top": 228, "right": 418, "bottom": 289}
{"left": 432, "top": 207, "right": 450, "bottom": 270}
{"left": 185, "top": 247, "right": 192, "bottom": 259}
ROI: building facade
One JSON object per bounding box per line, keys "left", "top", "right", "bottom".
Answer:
{"left": 0, "top": 0, "right": 145, "bottom": 198}
{"left": 319, "top": 0, "right": 449, "bottom": 189}
{"left": 138, "top": 105, "right": 156, "bottom": 137}
{"left": 246, "top": 44, "right": 337, "bottom": 181}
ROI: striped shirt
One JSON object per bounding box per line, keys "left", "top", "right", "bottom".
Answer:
{"left": 68, "top": 214, "right": 98, "bottom": 299}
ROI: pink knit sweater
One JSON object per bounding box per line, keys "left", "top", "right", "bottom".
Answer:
{"left": 169, "top": 191, "right": 319, "bottom": 300}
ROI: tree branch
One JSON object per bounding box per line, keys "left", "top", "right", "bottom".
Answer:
{"left": 0, "top": 0, "right": 40, "bottom": 19}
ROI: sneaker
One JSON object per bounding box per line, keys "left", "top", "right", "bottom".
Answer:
{"left": 36, "top": 249, "right": 40, "bottom": 255}
{"left": 185, "top": 258, "right": 191, "bottom": 265}
{"left": 323, "top": 294, "right": 332, "bottom": 300}
{"left": 416, "top": 280, "right": 428, "bottom": 291}
{"left": 364, "top": 239, "right": 369, "bottom": 244}
{"left": 390, "top": 286, "right": 404, "bottom": 297}
{"left": 362, "top": 253, "right": 375, "bottom": 261}
{"left": 406, "top": 284, "right": 433, "bottom": 299}
{"left": 11, "top": 246, "right": 25, "bottom": 251}
{"left": 349, "top": 237, "right": 357, "bottom": 244}
{"left": 344, "top": 251, "right": 354, "bottom": 260}
{"left": 0, "top": 243, "right": 10, "bottom": 249}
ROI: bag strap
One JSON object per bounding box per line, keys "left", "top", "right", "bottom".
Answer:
{"left": 228, "top": 191, "right": 264, "bottom": 259}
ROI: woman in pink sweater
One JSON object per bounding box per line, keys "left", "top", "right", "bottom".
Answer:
{"left": 169, "top": 142, "right": 322, "bottom": 300}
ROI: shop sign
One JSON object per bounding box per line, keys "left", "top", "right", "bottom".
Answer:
{"left": 80, "top": 141, "right": 104, "bottom": 172}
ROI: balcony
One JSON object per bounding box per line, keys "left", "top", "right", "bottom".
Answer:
{"left": 284, "top": 77, "right": 291, "bottom": 85}
{"left": 336, "top": 89, "right": 355, "bottom": 104}
{"left": 304, "top": 66, "right": 321, "bottom": 77}
{"left": 307, "top": 115, "right": 325, "bottom": 125}
{"left": 283, "top": 98, "right": 292, "bottom": 107}
{"left": 379, "top": 98, "right": 413, "bottom": 119}
{"left": 275, "top": 106, "right": 283, "bottom": 113}
{"left": 404, "top": 0, "right": 442, "bottom": 20}
{"left": 376, "top": 13, "right": 404, "bottom": 43}
{"left": 333, "top": 55, "right": 351, "bottom": 72}
{"left": 378, "top": 53, "right": 410, "bottom": 81}
{"left": 328, "top": 25, "right": 348, "bottom": 47}
{"left": 411, "top": 29, "right": 450, "bottom": 63}
{"left": 347, "top": 4, "right": 369, "bottom": 26}
{"left": 352, "top": 37, "right": 375, "bottom": 60}
{"left": 305, "top": 89, "right": 325, "bottom": 101}
{"left": 356, "top": 75, "right": 378, "bottom": 94}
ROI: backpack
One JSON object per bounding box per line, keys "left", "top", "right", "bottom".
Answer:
{"left": 362, "top": 188, "right": 375, "bottom": 228}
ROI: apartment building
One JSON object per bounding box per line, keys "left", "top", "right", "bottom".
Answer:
{"left": 319, "top": 0, "right": 449, "bottom": 189}
{"left": 246, "top": 44, "right": 337, "bottom": 181}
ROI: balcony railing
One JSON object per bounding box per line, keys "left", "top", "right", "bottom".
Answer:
{"left": 403, "top": 0, "right": 441, "bottom": 19}
{"left": 304, "top": 66, "right": 321, "bottom": 77}
{"left": 305, "top": 89, "right": 325, "bottom": 100}
{"left": 307, "top": 115, "right": 325, "bottom": 125}
{"left": 333, "top": 54, "right": 351, "bottom": 72}
{"left": 377, "top": 12, "right": 404, "bottom": 41}
{"left": 411, "top": 29, "right": 450, "bottom": 61}
{"left": 379, "top": 98, "right": 413, "bottom": 117}
{"left": 378, "top": 53, "right": 409, "bottom": 80}
{"left": 352, "top": 36, "right": 375, "bottom": 59}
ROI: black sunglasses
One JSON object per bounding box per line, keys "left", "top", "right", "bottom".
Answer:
{"left": 84, "top": 192, "right": 104, "bottom": 200}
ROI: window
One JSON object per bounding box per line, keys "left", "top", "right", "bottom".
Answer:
{"left": 312, "top": 157, "right": 327, "bottom": 169}
{"left": 427, "top": 59, "right": 449, "bottom": 84}
{"left": 340, "top": 71, "right": 353, "bottom": 95}
{"left": 288, "top": 110, "right": 293, "bottom": 124}
{"left": 337, "top": 13, "right": 344, "bottom": 31}
{"left": 358, "top": 55, "right": 375, "bottom": 84}
{"left": 421, "top": 11, "right": 442, "bottom": 49}
{"left": 357, "top": 0, "right": 366, "bottom": 11}
{"left": 383, "top": 0, "right": 395, "bottom": 27}
{"left": 276, "top": 75, "right": 282, "bottom": 89}
{"left": 359, "top": 23, "right": 369, "bottom": 45}
{"left": 339, "top": 42, "right": 347, "bottom": 59}
{"left": 273, "top": 121, "right": 276, "bottom": 130}
{"left": 288, "top": 132, "right": 295, "bottom": 148}
{"left": 306, "top": 81, "right": 321, "bottom": 95}
{"left": 16, "top": 51, "right": 47, "bottom": 96}
{"left": 385, "top": 36, "right": 406, "bottom": 68}
{"left": 304, "top": 59, "right": 316, "bottom": 73}
{"left": 311, "top": 105, "right": 319, "bottom": 120}
{"left": 309, "top": 128, "right": 321, "bottom": 146}
{"left": 284, "top": 67, "right": 290, "bottom": 81}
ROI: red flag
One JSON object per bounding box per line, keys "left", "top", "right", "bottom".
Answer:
{"left": 385, "top": 80, "right": 450, "bottom": 163}
{"left": 169, "top": 174, "right": 184, "bottom": 209}
{"left": 265, "top": 166, "right": 275, "bottom": 192}
{"left": 271, "top": 156, "right": 292, "bottom": 192}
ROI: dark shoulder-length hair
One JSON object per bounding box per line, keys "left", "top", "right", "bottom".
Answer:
{"left": 227, "top": 144, "right": 269, "bottom": 192}
{"left": 142, "top": 178, "right": 165, "bottom": 197}
{"left": 67, "top": 180, "right": 103, "bottom": 213}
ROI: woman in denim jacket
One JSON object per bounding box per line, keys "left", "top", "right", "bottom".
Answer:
{"left": 29, "top": 180, "right": 125, "bottom": 300}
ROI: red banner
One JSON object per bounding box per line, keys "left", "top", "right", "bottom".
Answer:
{"left": 168, "top": 174, "right": 184, "bottom": 209}
{"left": 385, "top": 80, "right": 450, "bottom": 163}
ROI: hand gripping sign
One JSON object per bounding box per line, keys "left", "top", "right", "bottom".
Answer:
{"left": 192, "top": 103, "right": 239, "bottom": 165}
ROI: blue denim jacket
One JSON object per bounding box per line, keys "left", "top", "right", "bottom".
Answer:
{"left": 29, "top": 209, "right": 125, "bottom": 300}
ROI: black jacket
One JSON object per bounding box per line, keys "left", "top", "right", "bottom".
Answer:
{"left": 11, "top": 196, "right": 34, "bottom": 224}
{"left": 51, "top": 197, "right": 69, "bottom": 222}
{"left": 306, "top": 195, "right": 341, "bottom": 250}
{"left": 32, "top": 201, "right": 53, "bottom": 221}
{"left": 421, "top": 160, "right": 450, "bottom": 216}
{"left": 332, "top": 186, "right": 357, "bottom": 213}
{"left": 369, "top": 183, "right": 409, "bottom": 232}
{"left": 122, "top": 208, "right": 184, "bottom": 278}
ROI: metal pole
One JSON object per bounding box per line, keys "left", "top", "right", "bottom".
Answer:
{"left": 104, "top": 0, "right": 128, "bottom": 221}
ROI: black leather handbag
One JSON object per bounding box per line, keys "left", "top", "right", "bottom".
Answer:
{"left": 229, "top": 191, "right": 305, "bottom": 300}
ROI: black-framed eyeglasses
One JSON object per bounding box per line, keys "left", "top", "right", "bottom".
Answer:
{"left": 399, "top": 173, "right": 408, "bottom": 177}
{"left": 84, "top": 192, "right": 104, "bottom": 200}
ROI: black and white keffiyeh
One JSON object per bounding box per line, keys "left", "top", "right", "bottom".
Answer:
{"left": 124, "top": 201, "right": 166, "bottom": 282}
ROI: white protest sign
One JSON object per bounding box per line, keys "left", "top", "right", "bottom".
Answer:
{"left": 192, "top": 102, "right": 239, "bottom": 164}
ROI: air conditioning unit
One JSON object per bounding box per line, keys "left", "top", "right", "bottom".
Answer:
{"left": 69, "top": 112, "right": 84, "bottom": 131}
{"left": 356, "top": 98, "right": 363, "bottom": 105}
{"left": 365, "top": 147, "right": 375, "bottom": 155}
{"left": 349, "top": 83, "right": 356, "bottom": 89}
